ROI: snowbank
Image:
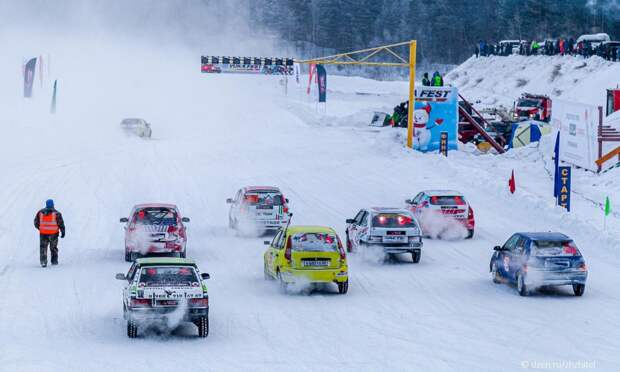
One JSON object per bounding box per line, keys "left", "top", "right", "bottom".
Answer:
{"left": 447, "top": 54, "right": 620, "bottom": 108}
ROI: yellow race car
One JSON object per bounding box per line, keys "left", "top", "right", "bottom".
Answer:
{"left": 263, "top": 226, "right": 349, "bottom": 294}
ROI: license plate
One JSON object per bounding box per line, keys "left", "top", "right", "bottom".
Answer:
{"left": 259, "top": 220, "right": 278, "bottom": 225}
{"left": 383, "top": 236, "right": 406, "bottom": 243}
{"left": 545, "top": 260, "right": 570, "bottom": 268}
{"left": 157, "top": 300, "right": 178, "bottom": 306}
{"left": 302, "top": 260, "right": 329, "bottom": 267}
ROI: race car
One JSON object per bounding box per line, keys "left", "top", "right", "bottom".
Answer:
{"left": 227, "top": 186, "right": 290, "bottom": 234}
{"left": 263, "top": 226, "right": 349, "bottom": 294}
{"left": 115, "top": 257, "right": 210, "bottom": 338}
{"left": 489, "top": 232, "right": 588, "bottom": 296}
{"left": 120, "top": 203, "right": 190, "bottom": 262}
{"left": 345, "top": 207, "right": 422, "bottom": 263}
{"left": 405, "top": 190, "right": 475, "bottom": 239}
{"left": 120, "top": 118, "right": 152, "bottom": 138}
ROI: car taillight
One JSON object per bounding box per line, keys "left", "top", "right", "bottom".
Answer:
{"left": 337, "top": 237, "right": 346, "bottom": 260}
{"left": 283, "top": 206, "right": 289, "bottom": 214}
{"left": 284, "top": 236, "right": 292, "bottom": 262}
{"left": 397, "top": 215, "right": 412, "bottom": 225}
{"left": 189, "top": 298, "right": 209, "bottom": 307}
{"left": 168, "top": 225, "right": 178, "bottom": 233}
{"left": 468, "top": 207, "right": 474, "bottom": 220}
{"left": 578, "top": 263, "right": 587, "bottom": 272}
{"left": 378, "top": 215, "right": 387, "bottom": 225}
{"left": 454, "top": 196, "right": 465, "bottom": 205}
{"left": 431, "top": 196, "right": 438, "bottom": 204}
{"left": 563, "top": 242, "right": 578, "bottom": 256}
{"left": 130, "top": 298, "right": 151, "bottom": 307}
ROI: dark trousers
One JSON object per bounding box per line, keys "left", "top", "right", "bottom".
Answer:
{"left": 40, "top": 234, "right": 59, "bottom": 265}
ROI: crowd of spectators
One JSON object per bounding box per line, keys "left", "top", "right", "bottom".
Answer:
{"left": 475, "top": 36, "right": 620, "bottom": 61}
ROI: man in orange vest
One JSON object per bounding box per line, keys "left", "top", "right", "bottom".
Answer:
{"left": 34, "top": 199, "right": 65, "bottom": 267}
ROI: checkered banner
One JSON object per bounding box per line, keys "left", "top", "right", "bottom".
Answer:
{"left": 201, "top": 56, "right": 295, "bottom": 75}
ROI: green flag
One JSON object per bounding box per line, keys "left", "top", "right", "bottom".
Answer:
{"left": 605, "top": 196, "right": 611, "bottom": 216}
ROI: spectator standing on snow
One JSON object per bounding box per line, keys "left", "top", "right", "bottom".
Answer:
{"left": 422, "top": 72, "right": 431, "bottom": 86}
{"left": 559, "top": 39, "right": 565, "bottom": 56}
{"left": 531, "top": 40, "right": 540, "bottom": 55}
{"left": 568, "top": 38, "right": 575, "bottom": 55}
{"left": 34, "top": 199, "right": 65, "bottom": 267}
{"left": 431, "top": 71, "right": 443, "bottom": 87}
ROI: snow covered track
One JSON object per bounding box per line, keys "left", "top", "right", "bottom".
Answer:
{"left": 1, "top": 41, "right": 620, "bottom": 372}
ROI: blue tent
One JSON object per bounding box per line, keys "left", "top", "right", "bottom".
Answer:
{"left": 509, "top": 120, "right": 546, "bottom": 149}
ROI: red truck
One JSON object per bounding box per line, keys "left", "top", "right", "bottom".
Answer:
{"left": 515, "top": 93, "right": 552, "bottom": 122}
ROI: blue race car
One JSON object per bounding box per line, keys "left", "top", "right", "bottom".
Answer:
{"left": 489, "top": 232, "right": 588, "bottom": 296}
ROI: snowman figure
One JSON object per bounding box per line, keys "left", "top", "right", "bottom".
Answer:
{"left": 413, "top": 103, "right": 445, "bottom": 151}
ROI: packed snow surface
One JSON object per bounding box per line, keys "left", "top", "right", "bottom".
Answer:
{"left": 1, "top": 39, "right": 620, "bottom": 372}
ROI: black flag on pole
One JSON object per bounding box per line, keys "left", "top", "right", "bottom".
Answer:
{"left": 24, "top": 57, "right": 37, "bottom": 98}
{"left": 316, "top": 64, "right": 327, "bottom": 103}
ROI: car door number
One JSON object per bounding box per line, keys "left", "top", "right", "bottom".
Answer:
{"left": 503, "top": 256, "right": 510, "bottom": 273}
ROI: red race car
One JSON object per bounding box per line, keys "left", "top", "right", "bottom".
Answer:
{"left": 120, "top": 203, "right": 190, "bottom": 261}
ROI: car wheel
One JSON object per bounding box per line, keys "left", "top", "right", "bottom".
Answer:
{"left": 337, "top": 280, "right": 349, "bottom": 294}
{"left": 196, "top": 316, "right": 209, "bottom": 338}
{"left": 180, "top": 250, "right": 186, "bottom": 258}
{"left": 573, "top": 283, "right": 585, "bottom": 297}
{"left": 277, "top": 270, "right": 288, "bottom": 292}
{"left": 517, "top": 272, "right": 529, "bottom": 296}
{"left": 411, "top": 251, "right": 421, "bottom": 264}
{"left": 127, "top": 320, "right": 138, "bottom": 338}
{"left": 264, "top": 263, "right": 273, "bottom": 280}
{"left": 491, "top": 263, "right": 501, "bottom": 284}
{"left": 466, "top": 229, "right": 474, "bottom": 239}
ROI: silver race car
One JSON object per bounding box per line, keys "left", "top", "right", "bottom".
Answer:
{"left": 345, "top": 207, "right": 423, "bottom": 263}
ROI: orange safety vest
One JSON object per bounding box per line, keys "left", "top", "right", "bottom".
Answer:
{"left": 39, "top": 212, "right": 59, "bottom": 235}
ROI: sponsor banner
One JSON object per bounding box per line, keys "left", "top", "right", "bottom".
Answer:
{"left": 201, "top": 56, "right": 294, "bottom": 75}
{"left": 413, "top": 87, "right": 459, "bottom": 152}
{"left": 316, "top": 64, "right": 327, "bottom": 103}
{"left": 552, "top": 100, "right": 599, "bottom": 172}
{"left": 557, "top": 166, "right": 571, "bottom": 211}
{"left": 23, "top": 57, "right": 37, "bottom": 98}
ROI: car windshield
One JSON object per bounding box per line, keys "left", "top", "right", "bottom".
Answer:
{"left": 138, "top": 266, "right": 198, "bottom": 286}
{"left": 429, "top": 195, "right": 466, "bottom": 205}
{"left": 518, "top": 99, "right": 541, "bottom": 107}
{"left": 122, "top": 119, "right": 140, "bottom": 125}
{"left": 134, "top": 208, "right": 177, "bottom": 226}
{"left": 244, "top": 191, "right": 284, "bottom": 206}
{"left": 533, "top": 240, "right": 581, "bottom": 257}
{"left": 290, "top": 232, "right": 338, "bottom": 252}
{"left": 372, "top": 213, "right": 417, "bottom": 228}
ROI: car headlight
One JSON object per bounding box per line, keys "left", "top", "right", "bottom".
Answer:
{"left": 368, "top": 236, "right": 382, "bottom": 242}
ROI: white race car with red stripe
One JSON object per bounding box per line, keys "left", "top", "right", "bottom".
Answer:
{"left": 120, "top": 203, "right": 190, "bottom": 261}
{"left": 405, "top": 190, "right": 475, "bottom": 239}
{"left": 226, "top": 186, "right": 290, "bottom": 234}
